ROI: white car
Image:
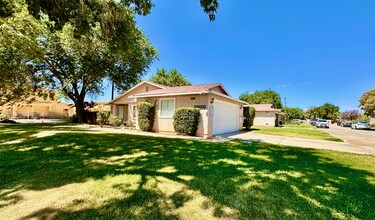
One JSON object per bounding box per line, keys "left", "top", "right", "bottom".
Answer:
{"left": 316, "top": 119, "right": 329, "bottom": 128}
{"left": 351, "top": 122, "right": 371, "bottom": 130}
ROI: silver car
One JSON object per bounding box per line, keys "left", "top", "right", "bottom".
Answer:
{"left": 316, "top": 119, "right": 329, "bottom": 128}
{"left": 351, "top": 121, "right": 371, "bottom": 130}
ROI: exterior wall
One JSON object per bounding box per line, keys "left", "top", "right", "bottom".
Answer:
{"left": 137, "top": 94, "right": 210, "bottom": 137}
{"left": 112, "top": 104, "right": 128, "bottom": 121}
{"left": 253, "top": 111, "right": 276, "bottom": 126}
{"left": 211, "top": 86, "right": 227, "bottom": 95}
{"left": 112, "top": 83, "right": 162, "bottom": 104}
{"left": 0, "top": 101, "right": 73, "bottom": 118}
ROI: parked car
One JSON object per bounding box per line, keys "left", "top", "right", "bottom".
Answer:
{"left": 351, "top": 121, "right": 371, "bottom": 130}
{"left": 291, "top": 119, "right": 301, "bottom": 123}
{"left": 340, "top": 121, "right": 352, "bottom": 127}
{"left": 316, "top": 119, "right": 329, "bottom": 128}
{"left": 310, "top": 118, "right": 318, "bottom": 126}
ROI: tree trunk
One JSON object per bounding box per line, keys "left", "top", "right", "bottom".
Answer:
{"left": 74, "top": 100, "right": 87, "bottom": 123}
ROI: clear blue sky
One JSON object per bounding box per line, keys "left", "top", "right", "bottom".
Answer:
{"left": 95, "top": 0, "right": 375, "bottom": 111}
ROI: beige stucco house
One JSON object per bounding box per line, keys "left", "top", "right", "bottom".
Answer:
{"left": 0, "top": 95, "right": 74, "bottom": 119}
{"left": 248, "top": 104, "right": 285, "bottom": 127}
{"left": 110, "top": 81, "right": 247, "bottom": 138}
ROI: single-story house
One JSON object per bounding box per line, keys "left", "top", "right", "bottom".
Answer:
{"left": 247, "top": 104, "right": 285, "bottom": 127}
{"left": 0, "top": 95, "right": 74, "bottom": 119}
{"left": 110, "top": 81, "right": 248, "bottom": 137}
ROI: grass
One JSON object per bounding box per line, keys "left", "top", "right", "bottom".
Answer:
{"left": 252, "top": 124, "right": 343, "bottom": 142}
{"left": 1, "top": 124, "right": 374, "bottom": 219}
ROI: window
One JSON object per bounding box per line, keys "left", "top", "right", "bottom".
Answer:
{"left": 146, "top": 86, "right": 149, "bottom": 92}
{"left": 160, "top": 99, "right": 175, "bottom": 118}
{"left": 118, "top": 106, "right": 123, "bottom": 119}
{"left": 131, "top": 105, "right": 137, "bottom": 118}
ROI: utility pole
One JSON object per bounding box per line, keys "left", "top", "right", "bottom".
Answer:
{"left": 284, "top": 97, "right": 287, "bottom": 108}
{"left": 111, "top": 81, "right": 115, "bottom": 100}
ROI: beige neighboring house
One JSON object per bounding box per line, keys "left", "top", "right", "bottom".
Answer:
{"left": 110, "top": 81, "right": 248, "bottom": 138}
{"left": 248, "top": 104, "right": 285, "bottom": 127}
{"left": 88, "top": 101, "right": 111, "bottom": 113}
{"left": 0, "top": 95, "right": 74, "bottom": 119}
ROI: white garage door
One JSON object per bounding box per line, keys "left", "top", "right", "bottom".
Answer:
{"left": 213, "top": 100, "right": 239, "bottom": 135}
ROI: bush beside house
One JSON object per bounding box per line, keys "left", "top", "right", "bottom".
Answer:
{"left": 97, "top": 111, "right": 109, "bottom": 127}
{"left": 173, "top": 108, "right": 200, "bottom": 136}
{"left": 108, "top": 115, "right": 122, "bottom": 128}
{"left": 137, "top": 102, "right": 155, "bottom": 131}
{"left": 243, "top": 106, "right": 255, "bottom": 130}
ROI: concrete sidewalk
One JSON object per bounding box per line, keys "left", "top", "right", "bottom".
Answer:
{"left": 219, "top": 131, "right": 373, "bottom": 155}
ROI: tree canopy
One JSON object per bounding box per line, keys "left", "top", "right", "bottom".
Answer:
{"left": 149, "top": 68, "right": 191, "bottom": 87}
{"left": 305, "top": 103, "right": 340, "bottom": 120}
{"left": 0, "top": 0, "right": 157, "bottom": 122}
{"left": 359, "top": 88, "right": 375, "bottom": 117}
{"left": 282, "top": 107, "right": 305, "bottom": 120}
{"left": 0, "top": 0, "right": 219, "bottom": 122}
{"left": 340, "top": 110, "right": 360, "bottom": 121}
{"left": 239, "top": 90, "right": 282, "bottom": 109}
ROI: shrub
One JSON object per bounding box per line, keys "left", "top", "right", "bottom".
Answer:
{"left": 108, "top": 115, "right": 122, "bottom": 128}
{"left": 173, "top": 108, "right": 200, "bottom": 136}
{"left": 125, "top": 119, "right": 136, "bottom": 128}
{"left": 355, "top": 115, "right": 370, "bottom": 123}
{"left": 243, "top": 106, "right": 256, "bottom": 130}
{"left": 137, "top": 102, "right": 155, "bottom": 131}
{"left": 288, "top": 121, "right": 300, "bottom": 125}
{"left": 65, "top": 115, "right": 78, "bottom": 123}
{"left": 96, "top": 111, "right": 109, "bottom": 127}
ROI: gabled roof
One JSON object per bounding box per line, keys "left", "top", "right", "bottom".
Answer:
{"left": 131, "top": 83, "right": 228, "bottom": 97}
{"left": 110, "top": 81, "right": 166, "bottom": 104}
{"left": 247, "top": 104, "right": 281, "bottom": 112}
{"left": 129, "top": 83, "right": 247, "bottom": 105}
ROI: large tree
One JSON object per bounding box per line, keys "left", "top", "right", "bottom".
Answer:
{"left": 315, "top": 103, "right": 340, "bottom": 120}
{"left": 239, "top": 90, "right": 282, "bottom": 109}
{"left": 149, "top": 68, "right": 191, "bottom": 87}
{"left": 0, "top": 0, "right": 159, "bottom": 123}
{"left": 305, "top": 104, "right": 340, "bottom": 120}
{"left": 340, "top": 110, "right": 360, "bottom": 121}
{"left": 0, "top": 0, "right": 219, "bottom": 122}
{"left": 359, "top": 88, "right": 375, "bottom": 117}
{"left": 282, "top": 107, "right": 305, "bottom": 120}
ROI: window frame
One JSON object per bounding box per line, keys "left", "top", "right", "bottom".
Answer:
{"left": 159, "top": 98, "right": 176, "bottom": 119}
{"left": 118, "top": 106, "right": 124, "bottom": 119}
{"left": 129, "top": 104, "right": 137, "bottom": 119}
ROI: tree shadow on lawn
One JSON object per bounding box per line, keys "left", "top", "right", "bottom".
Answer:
{"left": 0, "top": 124, "right": 86, "bottom": 144}
{"left": 0, "top": 132, "right": 375, "bottom": 219}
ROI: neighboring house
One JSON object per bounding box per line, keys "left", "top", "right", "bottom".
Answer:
{"left": 247, "top": 104, "right": 285, "bottom": 127}
{"left": 87, "top": 101, "right": 111, "bottom": 113}
{"left": 0, "top": 95, "right": 74, "bottom": 119}
{"left": 370, "top": 117, "right": 375, "bottom": 124}
{"left": 110, "top": 81, "right": 247, "bottom": 137}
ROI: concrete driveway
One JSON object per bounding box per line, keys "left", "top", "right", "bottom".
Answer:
{"left": 220, "top": 126, "right": 375, "bottom": 155}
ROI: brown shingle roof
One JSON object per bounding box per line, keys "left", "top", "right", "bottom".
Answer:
{"left": 133, "top": 83, "right": 222, "bottom": 96}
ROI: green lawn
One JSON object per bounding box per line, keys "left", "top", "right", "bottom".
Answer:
{"left": 1, "top": 124, "right": 374, "bottom": 219}
{"left": 252, "top": 124, "right": 343, "bottom": 142}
